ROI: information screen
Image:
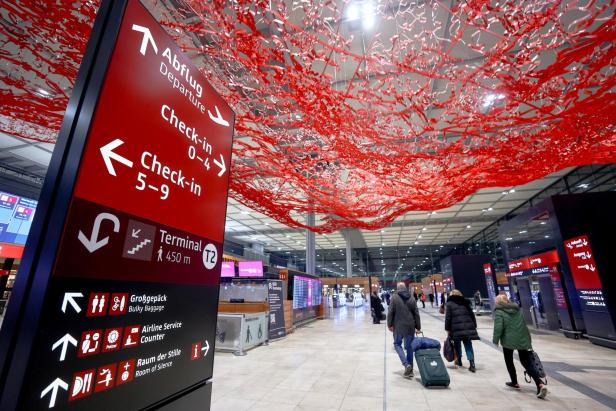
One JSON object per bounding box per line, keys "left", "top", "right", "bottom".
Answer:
{"left": 0, "top": 191, "right": 37, "bottom": 245}
{"left": 292, "top": 276, "right": 322, "bottom": 309}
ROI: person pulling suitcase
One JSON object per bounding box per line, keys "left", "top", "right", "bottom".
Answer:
{"left": 387, "top": 282, "right": 421, "bottom": 379}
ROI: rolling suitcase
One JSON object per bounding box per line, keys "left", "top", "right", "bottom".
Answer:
{"left": 414, "top": 348, "right": 450, "bottom": 387}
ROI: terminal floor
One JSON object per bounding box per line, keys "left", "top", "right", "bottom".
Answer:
{"left": 211, "top": 305, "right": 616, "bottom": 411}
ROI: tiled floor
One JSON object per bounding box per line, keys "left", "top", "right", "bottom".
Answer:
{"left": 211, "top": 304, "right": 616, "bottom": 411}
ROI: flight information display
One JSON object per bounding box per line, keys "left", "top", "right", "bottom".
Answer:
{"left": 0, "top": 191, "right": 37, "bottom": 245}
{"left": 292, "top": 276, "right": 322, "bottom": 309}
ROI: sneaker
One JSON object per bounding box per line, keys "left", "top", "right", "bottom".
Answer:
{"left": 505, "top": 382, "right": 520, "bottom": 389}
{"left": 403, "top": 365, "right": 414, "bottom": 379}
{"left": 537, "top": 385, "right": 548, "bottom": 399}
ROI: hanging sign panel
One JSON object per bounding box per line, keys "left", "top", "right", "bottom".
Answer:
{"left": 14, "top": 0, "right": 234, "bottom": 409}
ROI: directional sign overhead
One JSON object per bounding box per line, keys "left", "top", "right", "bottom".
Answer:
{"left": 73, "top": 0, "right": 234, "bottom": 243}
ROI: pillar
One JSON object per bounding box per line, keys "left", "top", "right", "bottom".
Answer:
{"left": 305, "top": 212, "right": 316, "bottom": 274}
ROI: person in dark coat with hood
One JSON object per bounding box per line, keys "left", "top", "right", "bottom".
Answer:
{"left": 445, "top": 289, "right": 479, "bottom": 372}
{"left": 371, "top": 291, "right": 385, "bottom": 324}
{"left": 387, "top": 282, "right": 421, "bottom": 379}
{"left": 493, "top": 294, "right": 548, "bottom": 399}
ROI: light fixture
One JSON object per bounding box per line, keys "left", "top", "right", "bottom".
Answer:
{"left": 466, "top": 225, "right": 472, "bottom": 229}
{"left": 346, "top": 3, "right": 360, "bottom": 21}
{"left": 240, "top": 210, "right": 250, "bottom": 215}
{"left": 505, "top": 237, "right": 513, "bottom": 241}
{"left": 519, "top": 230, "right": 527, "bottom": 234}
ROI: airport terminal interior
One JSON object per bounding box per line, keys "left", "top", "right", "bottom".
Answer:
{"left": 0, "top": 0, "right": 615, "bottom": 410}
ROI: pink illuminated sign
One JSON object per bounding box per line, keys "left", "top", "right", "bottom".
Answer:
{"left": 238, "top": 261, "right": 263, "bottom": 277}
{"left": 221, "top": 262, "right": 235, "bottom": 277}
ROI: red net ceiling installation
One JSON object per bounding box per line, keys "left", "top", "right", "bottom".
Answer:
{"left": 1, "top": 0, "right": 616, "bottom": 233}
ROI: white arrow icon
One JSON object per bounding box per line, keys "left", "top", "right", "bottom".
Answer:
{"left": 41, "top": 378, "right": 68, "bottom": 408}
{"left": 131, "top": 24, "right": 158, "bottom": 56}
{"left": 78, "top": 212, "right": 120, "bottom": 253}
{"left": 213, "top": 154, "right": 226, "bottom": 177}
{"left": 132, "top": 228, "right": 141, "bottom": 238}
{"left": 201, "top": 340, "right": 210, "bottom": 357}
{"left": 208, "top": 105, "right": 230, "bottom": 127}
{"left": 52, "top": 333, "right": 78, "bottom": 361}
{"left": 100, "top": 139, "right": 133, "bottom": 176}
{"left": 61, "top": 292, "right": 83, "bottom": 314}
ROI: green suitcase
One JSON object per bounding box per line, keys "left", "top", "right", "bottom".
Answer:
{"left": 414, "top": 348, "right": 450, "bottom": 387}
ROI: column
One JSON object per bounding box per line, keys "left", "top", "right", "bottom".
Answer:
{"left": 346, "top": 236, "right": 352, "bottom": 278}
{"left": 305, "top": 212, "right": 316, "bottom": 274}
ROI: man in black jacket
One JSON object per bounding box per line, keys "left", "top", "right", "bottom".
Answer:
{"left": 370, "top": 291, "right": 385, "bottom": 324}
{"left": 387, "top": 282, "right": 421, "bottom": 378}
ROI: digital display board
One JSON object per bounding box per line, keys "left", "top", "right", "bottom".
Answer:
{"left": 0, "top": 191, "right": 38, "bottom": 246}
{"left": 238, "top": 261, "right": 263, "bottom": 277}
{"left": 292, "top": 276, "right": 322, "bottom": 309}
{"left": 220, "top": 262, "right": 235, "bottom": 277}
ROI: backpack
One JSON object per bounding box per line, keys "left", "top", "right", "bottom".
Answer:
{"left": 524, "top": 350, "right": 547, "bottom": 385}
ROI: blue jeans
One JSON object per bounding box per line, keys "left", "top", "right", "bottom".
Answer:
{"left": 454, "top": 338, "right": 474, "bottom": 364}
{"left": 393, "top": 334, "right": 415, "bottom": 367}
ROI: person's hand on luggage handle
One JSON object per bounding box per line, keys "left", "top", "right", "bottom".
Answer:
{"left": 415, "top": 329, "right": 422, "bottom": 335}
{"left": 388, "top": 326, "right": 394, "bottom": 332}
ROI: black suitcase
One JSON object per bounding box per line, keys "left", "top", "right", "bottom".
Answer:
{"left": 414, "top": 348, "right": 450, "bottom": 387}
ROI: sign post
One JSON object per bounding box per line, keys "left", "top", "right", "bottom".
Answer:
{"left": 0, "top": 1, "right": 234, "bottom": 409}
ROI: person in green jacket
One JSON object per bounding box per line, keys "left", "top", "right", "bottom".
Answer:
{"left": 492, "top": 294, "right": 548, "bottom": 399}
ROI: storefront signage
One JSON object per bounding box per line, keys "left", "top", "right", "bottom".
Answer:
{"left": 507, "top": 257, "right": 530, "bottom": 277}
{"left": 267, "top": 280, "right": 286, "bottom": 340}
{"left": 7, "top": 1, "right": 234, "bottom": 409}
{"left": 564, "top": 235, "right": 607, "bottom": 312}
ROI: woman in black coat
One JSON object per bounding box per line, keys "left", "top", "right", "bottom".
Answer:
{"left": 370, "top": 291, "right": 385, "bottom": 324}
{"left": 445, "top": 289, "right": 479, "bottom": 372}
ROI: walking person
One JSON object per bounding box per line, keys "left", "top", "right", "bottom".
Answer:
{"left": 371, "top": 291, "right": 385, "bottom": 324}
{"left": 419, "top": 292, "right": 426, "bottom": 308}
{"left": 429, "top": 293, "right": 435, "bottom": 307}
{"left": 474, "top": 290, "right": 482, "bottom": 312}
{"left": 493, "top": 294, "right": 548, "bottom": 399}
{"left": 445, "top": 289, "right": 479, "bottom": 372}
{"left": 387, "top": 282, "right": 421, "bottom": 379}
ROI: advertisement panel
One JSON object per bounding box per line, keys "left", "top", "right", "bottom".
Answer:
{"left": 267, "top": 280, "right": 286, "bottom": 340}
{"left": 7, "top": 1, "right": 235, "bottom": 409}
{"left": 483, "top": 263, "right": 496, "bottom": 306}
{"left": 0, "top": 191, "right": 37, "bottom": 246}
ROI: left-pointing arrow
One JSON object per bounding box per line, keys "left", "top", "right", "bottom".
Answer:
{"left": 100, "top": 139, "right": 133, "bottom": 176}
{"left": 51, "top": 333, "right": 78, "bottom": 361}
{"left": 61, "top": 292, "right": 83, "bottom": 314}
{"left": 131, "top": 24, "right": 158, "bottom": 56}
{"left": 40, "top": 378, "right": 68, "bottom": 408}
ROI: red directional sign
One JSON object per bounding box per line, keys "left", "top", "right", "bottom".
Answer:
{"left": 564, "top": 235, "right": 601, "bottom": 289}
{"left": 13, "top": 1, "right": 233, "bottom": 410}
{"left": 73, "top": 0, "right": 234, "bottom": 243}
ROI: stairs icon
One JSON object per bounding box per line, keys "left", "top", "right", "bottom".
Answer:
{"left": 127, "top": 239, "right": 152, "bottom": 255}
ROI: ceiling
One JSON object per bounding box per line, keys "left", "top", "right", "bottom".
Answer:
{"left": 2, "top": 0, "right": 615, "bottom": 234}
{"left": 1, "top": 1, "right": 614, "bottom": 279}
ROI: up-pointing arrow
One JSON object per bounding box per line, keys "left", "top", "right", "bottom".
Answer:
{"left": 61, "top": 292, "right": 83, "bottom": 314}
{"left": 52, "top": 333, "right": 78, "bottom": 361}
{"left": 40, "top": 378, "right": 68, "bottom": 408}
{"left": 213, "top": 154, "right": 226, "bottom": 177}
{"left": 131, "top": 24, "right": 158, "bottom": 56}
{"left": 100, "top": 139, "right": 133, "bottom": 176}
